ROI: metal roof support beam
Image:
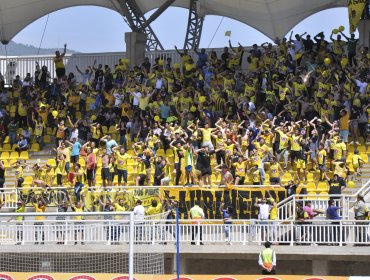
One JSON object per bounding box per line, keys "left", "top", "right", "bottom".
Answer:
{"left": 183, "top": 0, "right": 204, "bottom": 50}
{"left": 118, "top": 0, "right": 164, "bottom": 51}
{"left": 139, "top": 0, "right": 176, "bottom": 31}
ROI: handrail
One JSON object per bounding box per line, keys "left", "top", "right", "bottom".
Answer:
{"left": 3, "top": 184, "right": 281, "bottom": 191}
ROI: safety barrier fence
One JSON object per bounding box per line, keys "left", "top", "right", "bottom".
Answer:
{"left": 0, "top": 212, "right": 368, "bottom": 246}
{"left": 1, "top": 179, "right": 369, "bottom": 220}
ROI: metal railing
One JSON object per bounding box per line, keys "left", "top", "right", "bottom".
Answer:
{"left": 277, "top": 179, "right": 370, "bottom": 220}
{"left": 0, "top": 212, "right": 368, "bottom": 246}
{"left": 1, "top": 180, "right": 369, "bottom": 221}
{"left": 0, "top": 47, "right": 253, "bottom": 83}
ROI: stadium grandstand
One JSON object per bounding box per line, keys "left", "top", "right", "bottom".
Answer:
{"left": 0, "top": 0, "right": 369, "bottom": 279}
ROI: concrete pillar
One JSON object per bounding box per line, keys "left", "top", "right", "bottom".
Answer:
{"left": 358, "top": 19, "right": 370, "bottom": 47}
{"left": 124, "top": 32, "right": 146, "bottom": 68}
{"left": 312, "top": 260, "right": 329, "bottom": 276}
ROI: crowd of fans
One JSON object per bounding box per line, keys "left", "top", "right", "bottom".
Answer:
{"left": 0, "top": 30, "right": 368, "bottom": 211}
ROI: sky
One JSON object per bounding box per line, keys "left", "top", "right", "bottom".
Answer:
{"left": 11, "top": 6, "right": 356, "bottom": 53}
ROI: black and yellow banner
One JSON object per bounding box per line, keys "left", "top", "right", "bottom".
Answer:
{"left": 81, "top": 186, "right": 286, "bottom": 219}
{"left": 348, "top": 0, "right": 366, "bottom": 33}
{"left": 161, "top": 186, "right": 286, "bottom": 219}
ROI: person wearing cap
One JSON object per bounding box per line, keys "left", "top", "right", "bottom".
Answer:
{"left": 258, "top": 241, "right": 276, "bottom": 274}
{"left": 190, "top": 202, "right": 204, "bottom": 245}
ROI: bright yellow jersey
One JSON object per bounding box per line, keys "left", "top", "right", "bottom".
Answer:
{"left": 215, "top": 137, "right": 225, "bottom": 149}
{"left": 63, "top": 147, "right": 71, "bottom": 163}
{"left": 290, "top": 135, "right": 302, "bottom": 151}
{"left": 233, "top": 162, "right": 247, "bottom": 177}
{"left": 250, "top": 154, "right": 261, "bottom": 168}
{"left": 146, "top": 202, "right": 163, "bottom": 216}
{"left": 34, "top": 204, "right": 46, "bottom": 221}
{"left": 73, "top": 206, "right": 84, "bottom": 220}
{"left": 352, "top": 154, "right": 362, "bottom": 167}
{"left": 18, "top": 103, "right": 27, "bottom": 117}
{"left": 278, "top": 131, "right": 289, "bottom": 150}
{"left": 54, "top": 57, "right": 64, "bottom": 69}
{"left": 43, "top": 169, "right": 54, "bottom": 186}
{"left": 333, "top": 142, "right": 346, "bottom": 160}
{"left": 200, "top": 128, "right": 212, "bottom": 142}
{"left": 269, "top": 163, "right": 281, "bottom": 177}
{"left": 116, "top": 152, "right": 131, "bottom": 170}
{"left": 252, "top": 169, "right": 260, "bottom": 183}
{"left": 55, "top": 160, "right": 66, "bottom": 175}
{"left": 34, "top": 121, "right": 45, "bottom": 137}
{"left": 14, "top": 167, "right": 24, "bottom": 179}
{"left": 317, "top": 149, "right": 327, "bottom": 165}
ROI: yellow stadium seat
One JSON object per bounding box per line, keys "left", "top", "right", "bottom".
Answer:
{"left": 264, "top": 173, "right": 270, "bottom": 183}
{"left": 306, "top": 172, "right": 314, "bottom": 182}
{"left": 44, "top": 135, "right": 51, "bottom": 143}
{"left": 47, "top": 127, "right": 56, "bottom": 135}
{"left": 29, "top": 143, "right": 40, "bottom": 152}
{"left": 3, "top": 136, "right": 9, "bottom": 144}
{"left": 307, "top": 192, "right": 317, "bottom": 200}
{"left": 1, "top": 160, "right": 8, "bottom": 168}
{"left": 97, "top": 158, "right": 102, "bottom": 167}
{"left": 19, "top": 151, "right": 29, "bottom": 160}
{"left": 348, "top": 145, "right": 355, "bottom": 153}
{"left": 1, "top": 144, "right": 11, "bottom": 151}
{"left": 47, "top": 158, "right": 57, "bottom": 167}
{"left": 8, "top": 159, "right": 17, "bottom": 166}
{"left": 316, "top": 181, "right": 328, "bottom": 192}
{"left": 9, "top": 151, "right": 19, "bottom": 160}
{"left": 102, "top": 126, "right": 108, "bottom": 134}
{"left": 281, "top": 172, "right": 292, "bottom": 183}
{"left": 318, "top": 191, "right": 329, "bottom": 200}
{"left": 0, "top": 152, "right": 9, "bottom": 160}
{"left": 360, "top": 153, "right": 368, "bottom": 164}
{"left": 306, "top": 182, "right": 316, "bottom": 192}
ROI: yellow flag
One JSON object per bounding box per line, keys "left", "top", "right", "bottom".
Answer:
{"left": 348, "top": 0, "right": 366, "bottom": 33}
{"left": 225, "top": 31, "right": 231, "bottom": 37}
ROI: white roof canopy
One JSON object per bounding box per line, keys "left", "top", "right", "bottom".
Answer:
{"left": 0, "top": 0, "right": 347, "bottom": 44}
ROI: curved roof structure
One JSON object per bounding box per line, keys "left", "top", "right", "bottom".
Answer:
{"left": 0, "top": 0, "right": 347, "bottom": 44}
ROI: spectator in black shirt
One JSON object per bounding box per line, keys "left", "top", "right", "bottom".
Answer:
{"left": 302, "top": 35, "right": 314, "bottom": 53}
{"left": 195, "top": 146, "right": 215, "bottom": 186}
{"left": 76, "top": 120, "right": 89, "bottom": 144}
